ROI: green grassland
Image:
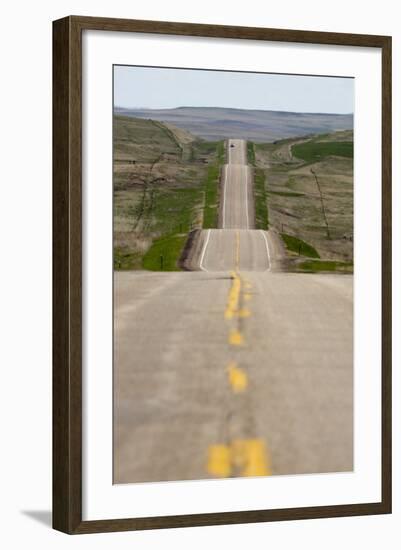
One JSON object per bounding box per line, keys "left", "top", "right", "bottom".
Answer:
{"left": 114, "top": 116, "right": 353, "bottom": 274}
{"left": 254, "top": 130, "right": 353, "bottom": 273}
{"left": 292, "top": 140, "right": 353, "bottom": 163}
{"left": 281, "top": 233, "right": 320, "bottom": 258}
{"left": 247, "top": 141, "right": 256, "bottom": 165}
{"left": 203, "top": 164, "right": 221, "bottom": 229}
{"left": 298, "top": 259, "right": 353, "bottom": 273}
{"left": 247, "top": 142, "right": 268, "bottom": 230}
{"left": 142, "top": 234, "right": 189, "bottom": 271}
{"left": 253, "top": 168, "right": 269, "bottom": 230}
{"left": 113, "top": 115, "right": 223, "bottom": 270}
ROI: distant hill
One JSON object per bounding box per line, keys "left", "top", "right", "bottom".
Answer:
{"left": 114, "top": 106, "right": 353, "bottom": 143}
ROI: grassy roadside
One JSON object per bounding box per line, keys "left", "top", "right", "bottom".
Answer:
{"left": 281, "top": 234, "right": 353, "bottom": 273}
{"left": 247, "top": 141, "right": 269, "bottom": 230}
{"left": 281, "top": 233, "right": 320, "bottom": 258}
{"left": 298, "top": 259, "right": 353, "bottom": 273}
{"left": 203, "top": 164, "right": 220, "bottom": 228}
{"left": 113, "top": 116, "right": 228, "bottom": 271}
{"left": 139, "top": 187, "right": 203, "bottom": 271}
{"left": 143, "top": 146, "right": 224, "bottom": 269}
{"left": 247, "top": 141, "right": 256, "bottom": 166}
{"left": 150, "top": 188, "right": 203, "bottom": 235}
{"left": 254, "top": 168, "right": 269, "bottom": 229}
{"left": 254, "top": 130, "right": 353, "bottom": 270}
{"left": 203, "top": 140, "right": 225, "bottom": 229}
{"left": 143, "top": 139, "right": 224, "bottom": 269}
{"left": 143, "top": 141, "right": 224, "bottom": 270}
{"left": 114, "top": 248, "right": 142, "bottom": 270}
{"left": 143, "top": 234, "right": 188, "bottom": 271}
{"left": 292, "top": 140, "right": 353, "bottom": 163}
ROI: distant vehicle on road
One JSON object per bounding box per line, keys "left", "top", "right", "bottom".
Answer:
{"left": 230, "top": 143, "right": 235, "bottom": 147}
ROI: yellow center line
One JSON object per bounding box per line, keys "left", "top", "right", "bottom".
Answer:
{"left": 224, "top": 268, "right": 250, "bottom": 342}
{"left": 237, "top": 308, "right": 251, "bottom": 318}
{"left": 208, "top": 146, "right": 271, "bottom": 482}
{"left": 229, "top": 329, "right": 243, "bottom": 346}
{"left": 227, "top": 361, "right": 248, "bottom": 393}
{"left": 231, "top": 439, "right": 271, "bottom": 477}
{"left": 224, "top": 234, "right": 252, "bottom": 325}
{"left": 207, "top": 445, "right": 231, "bottom": 478}
{"left": 224, "top": 271, "right": 241, "bottom": 320}
{"left": 208, "top": 439, "right": 271, "bottom": 478}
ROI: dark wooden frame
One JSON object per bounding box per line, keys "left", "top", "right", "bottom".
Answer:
{"left": 53, "top": 15, "right": 392, "bottom": 534}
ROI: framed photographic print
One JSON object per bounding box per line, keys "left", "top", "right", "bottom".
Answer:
{"left": 53, "top": 16, "right": 392, "bottom": 534}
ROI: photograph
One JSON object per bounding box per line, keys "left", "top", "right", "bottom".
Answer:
{"left": 112, "top": 65, "right": 354, "bottom": 484}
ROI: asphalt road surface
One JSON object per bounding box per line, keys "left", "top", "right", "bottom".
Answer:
{"left": 114, "top": 139, "right": 353, "bottom": 484}
{"left": 199, "top": 229, "right": 270, "bottom": 272}
{"left": 222, "top": 139, "right": 254, "bottom": 229}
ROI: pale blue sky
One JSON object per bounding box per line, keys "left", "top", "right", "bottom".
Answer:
{"left": 114, "top": 65, "right": 354, "bottom": 114}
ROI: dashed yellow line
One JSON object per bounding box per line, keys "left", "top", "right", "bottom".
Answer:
{"left": 224, "top": 271, "right": 241, "bottom": 320}
{"left": 208, "top": 439, "right": 271, "bottom": 478}
{"left": 229, "top": 329, "right": 244, "bottom": 346}
{"left": 207, "top": 444, "right": 231, "bottom": 478}
{"left": 224, "top": 273, "right": 251, "bottom": 325}
{"left": 237, "top": 308, "right": 251, "bottom": 318}
{"left": 227, "top": 361, "right": 248, "bottom": 393}
{"left": 231, "top": 439, "right": 271, "bottom": 476}
{"left": 207, "top": 153, "right": 272, "bottom": 481}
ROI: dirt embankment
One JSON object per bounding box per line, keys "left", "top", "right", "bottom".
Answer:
{"left": 179, "top": 229, "right": 204, "bottom": 271}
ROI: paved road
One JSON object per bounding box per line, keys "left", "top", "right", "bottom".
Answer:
{"left": 114, "top": 138, "right": 353, "bottom": 484}
{"left": 200, "top": 229, "right": 270, "bottom": 272}
{"left": 221, "top": 165, "right": 253, "bottom": 229}
{"left": 228, "top": 137, "right": 247, "bottom": 165}
{"left": 199, "top": 138, "right": 262, "bottom": 272}
{"left": 114, "top": 271, "right": 353, "bottom": 483}
{"left": 222, "top": 139, "right": 253, "bottom": 229}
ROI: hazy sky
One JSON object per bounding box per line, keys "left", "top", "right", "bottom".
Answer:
{"left": 114, "top": 65, "right": 354, "bottom": 114}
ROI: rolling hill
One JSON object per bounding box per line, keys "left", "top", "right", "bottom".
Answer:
{"left": 115, "top": 106, "right": 353, "bottom": 142}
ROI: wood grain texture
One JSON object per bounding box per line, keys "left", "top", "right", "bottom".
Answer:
{"left": 381, "top": 36, "right": 392, "bottom": 515}
{"left": 71, "top": 15, "right": 389, "bottom": 47}
{"left": 52, "top": 16, "right": 82, "bottom": 534}
{"left": 52, "top": 15, "right": 392, "bottom": 534}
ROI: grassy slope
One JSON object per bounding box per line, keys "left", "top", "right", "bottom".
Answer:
{"left": 281, "top": 233, "right": 320, "bottom": 258}
{"left": 248, "top": 142, "right": 268, "bottom": 230}
{"left": 115, "top": 118, "right": 353, "bottom": 274}
{"left": 203, "top": 141, "right": 225, "bottom": 229}
{"left": 247, "top": 141, "right": 269, "bottom": 229}
{"left": 254, "top": 130, "right": 353, "bottom": 272}
{"left": 142, "top": 234, "right": 188, "bottom": 271}
{"left": 116, "top": 106, "right": 353, "bottom": 142}
{"left": 113, "top": 115, "right": 222, "bottom": 270}
{"left": 292, "top": 140, "right": 353, "bottom": 163}
{"left": 254, "top": 168, "right": 269, "bottom": 230}
{"left": 298, "top": 259, "right": 353, "bottom": 273}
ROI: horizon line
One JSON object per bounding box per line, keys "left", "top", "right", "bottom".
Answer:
{"left": 114, "top": 105, "right": 354, "bottom": 116}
